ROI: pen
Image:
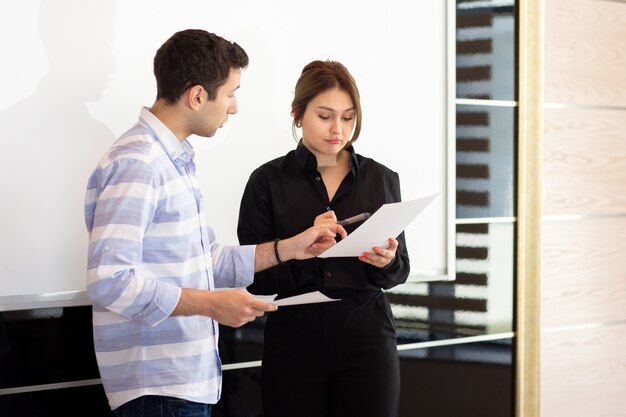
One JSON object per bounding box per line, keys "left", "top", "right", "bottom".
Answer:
{"left": 337, "top": 212, "right": 371, "bottom": 226}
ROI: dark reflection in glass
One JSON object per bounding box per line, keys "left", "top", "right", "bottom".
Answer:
{"left": 219, "top": 222, "right": 515, "bottom": 363}
{"left": 213, "top": 367, "right": 263, "bottom": 417}
{"left": 0, "top": 384, "right": 112, "bottom": 417}
{"left": 456, "top": 0, "right": 516, "bottom": 100}
{"left": 456, "top": 104, "right": 515, "bottom": 219}
{"left": 388, "top": 222, "right": 514, "bottom": 344}
{"left": 0, "top": 306, "right": 100, "bottom": 389}
{"left": 399, "top": 339, "right": 513, "bottom": 417}
{"left": 218, "top": 319, "right": 265, "bottom": 365}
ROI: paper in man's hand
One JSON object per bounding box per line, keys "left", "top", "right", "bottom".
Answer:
{"left": 251, "top": 291, "right": 340, "bottom": 306}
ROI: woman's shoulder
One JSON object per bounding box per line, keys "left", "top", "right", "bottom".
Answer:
{"left": 355, "top": 153, "right": 399, "bottom": 177}
{"left": 248, "top": 150, "right": 296, "bottom": 178}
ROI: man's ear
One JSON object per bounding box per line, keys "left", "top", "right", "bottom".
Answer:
{"left": 186, "top": 85, "right": 205, "bottom": 111}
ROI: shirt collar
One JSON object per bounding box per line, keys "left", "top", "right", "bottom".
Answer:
{"left": 294, "top": 140, "right": 359, "bottom": 176}
{"left": 139, "top": 107, "right": 195, "bottom": 166}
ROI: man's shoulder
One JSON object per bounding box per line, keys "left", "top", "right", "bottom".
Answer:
{"left": 99, "top": 125, "right": 161, "bottom": 166}
{"left": 88, "top": 124, "right": 166, "bottom": 189}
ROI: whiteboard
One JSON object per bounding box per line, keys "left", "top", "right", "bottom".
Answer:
{"left": 0, "top": 0, "right": 454, "bottom": 302}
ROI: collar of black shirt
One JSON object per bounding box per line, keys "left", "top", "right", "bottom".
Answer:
{"left": 294, "top": 141, "right": 359, "bottom": 177}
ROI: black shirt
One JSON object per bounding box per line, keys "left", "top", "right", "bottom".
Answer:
{"left": 237, "top": 143, "right": 410, "bottom": 299}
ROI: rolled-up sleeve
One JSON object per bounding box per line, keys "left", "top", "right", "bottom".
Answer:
{"left": 85, "top": 158, "right": 181, "bottom": 327}
{"left": 208, "top": 227, "right": 256, "bottom": 288}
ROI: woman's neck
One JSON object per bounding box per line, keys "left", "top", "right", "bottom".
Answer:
{"left": 313, "top": 149, "right": 349, "bottom": 168}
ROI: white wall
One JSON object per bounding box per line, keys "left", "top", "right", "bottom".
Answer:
{"left": 0, "top": 0, "right": 450, "bottom": 298}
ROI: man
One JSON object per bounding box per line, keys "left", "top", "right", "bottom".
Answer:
{"left": 85, "top": 29, "right": 346, "bottom": 417}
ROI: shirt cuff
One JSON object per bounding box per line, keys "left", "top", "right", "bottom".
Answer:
{"left": 234, "top": 244, "right": 257, "bottom": 288}
{"left": 144, "top": 282, "right": 182, "bottom": 327}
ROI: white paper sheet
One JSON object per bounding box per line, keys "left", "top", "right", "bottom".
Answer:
{"left": 318, "top": 194, "right": 438, "bottom": 258}
{"left": 252, "top": 290, "right": 340, "bottom": 306}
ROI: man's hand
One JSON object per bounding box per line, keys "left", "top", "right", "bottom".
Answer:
{"left": 205, "top": 290, "right": 277, "bottom": 327}
{"left": 174, "top": 288, "right": 277, "bottom": 328}
{"left": 281, "top": 223, "right": 347, "bottom": 260}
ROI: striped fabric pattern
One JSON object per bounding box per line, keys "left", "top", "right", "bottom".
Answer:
{"left": 84, "top": 107, "right": 255, "bottom": 409}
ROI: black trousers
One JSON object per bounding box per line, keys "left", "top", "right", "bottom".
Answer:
{"left": 261, "top": 290, "right": 400, "bottom": 417}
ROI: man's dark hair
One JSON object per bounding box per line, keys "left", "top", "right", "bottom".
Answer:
{"left": 153, "top": 29, "right": 249, "bottom": 104}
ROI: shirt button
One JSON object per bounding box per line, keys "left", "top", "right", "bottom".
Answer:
{"left": 104, "top": 246, "right": 110, "bottom": 252}
{"left": 326, "top": 272, "right": 332, "bottom": 278}
{"left": 326, "top": 207, "right": 331, "bottom": 211}
{"left": 315, "top": 176, "right": 321, "bottom": 181}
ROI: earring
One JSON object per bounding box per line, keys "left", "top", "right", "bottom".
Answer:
{"left": 295, "top": 121, "right": 302, "bottom": 128}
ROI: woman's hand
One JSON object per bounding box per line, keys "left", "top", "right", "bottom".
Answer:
{"left": 313, "top": 210, "right": 338, "bottom": 226}
{"left": 359, "top": 237, "right": 398, "bottom": 268}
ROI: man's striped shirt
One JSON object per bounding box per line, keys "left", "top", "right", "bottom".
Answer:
{"left": 84, "top": 107, "right": 255, "bottom": 409}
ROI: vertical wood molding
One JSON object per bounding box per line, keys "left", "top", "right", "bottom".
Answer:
{"left": 517, "top": 0, "right": 543, "bottom": 416}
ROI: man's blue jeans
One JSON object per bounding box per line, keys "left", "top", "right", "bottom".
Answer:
{"left": 113, "top": 395, "right": 212, "bottom": 417}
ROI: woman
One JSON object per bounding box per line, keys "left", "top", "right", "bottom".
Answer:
{"left": 237, "top": 60, "right": 410, "bottom": 417}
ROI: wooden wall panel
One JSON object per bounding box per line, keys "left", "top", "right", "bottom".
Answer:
{"left": 545, "top": 0, "right": 626, "bottom": 106}
{"left": 543, "top": 108, "right": 626, "bottom": 215}
{"left": 541, "top": 1, "right": 626, "bottom": 416}
{"left": 541, "top": 324, "right": 626, "bottom": 417}
{"left": 542, "top": 218, "right": 626, "bottom": 329}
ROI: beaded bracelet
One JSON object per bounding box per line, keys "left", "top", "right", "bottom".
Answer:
{"left": 273, "top": 238, "right": 285, "bottom": 265}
